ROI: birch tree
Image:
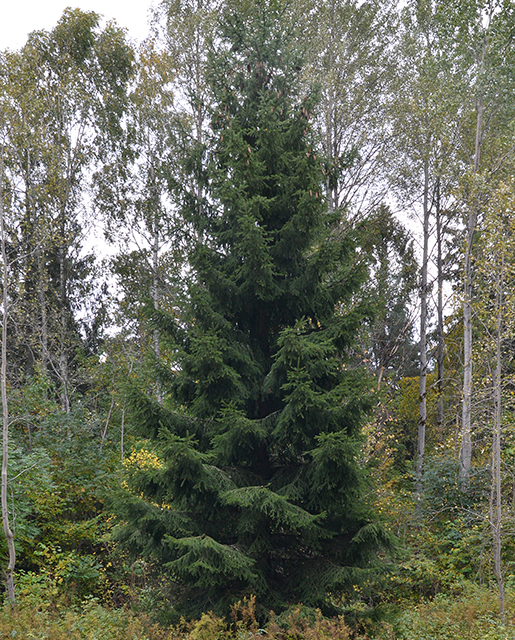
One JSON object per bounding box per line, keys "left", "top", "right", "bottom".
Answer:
{"left": 0, "top": 150, "right": 15, "bottom": 603}
{"left": 95, "top": 42, "right": 179, "bottom": 405}
{"left": 152, "top": 0, "right": 220, "bottom": 235}
{"left": 299, "top": 0, "right": 397, "bottom": 219}
{"left": 0, "top": 10, "right": 133, "bottom": 409}
{"left": 393, "top": 0, "right": 461, "bottom": 488}
{"left": 473, "top": 179, "right": 515, "bottom": 619}
{"left": 434, "top": 0, "right": 515, "bottom": 484}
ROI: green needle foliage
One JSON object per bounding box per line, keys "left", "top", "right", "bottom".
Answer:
{"left": 113, "top": 0, "right": 392, "bottom": 619}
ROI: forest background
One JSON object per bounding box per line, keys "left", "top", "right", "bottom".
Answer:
{"left": 1, "top": 0, "right": 515, "bottom": 638}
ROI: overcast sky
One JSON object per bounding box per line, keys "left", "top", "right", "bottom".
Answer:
{"left": 1, "top": 0, "right": 154, "bottom": 51}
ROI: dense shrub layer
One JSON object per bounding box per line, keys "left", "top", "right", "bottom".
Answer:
{"left": 3, "top": 585, "right": 515, "bottom": 640}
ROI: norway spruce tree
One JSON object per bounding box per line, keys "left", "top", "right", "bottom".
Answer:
{"left": 114, "top": 0, "right": 390, "bottom": 617}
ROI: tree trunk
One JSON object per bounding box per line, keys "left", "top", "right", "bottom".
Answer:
{"left": 491, "top": 255, "right": 505, "bottom": 620}
{"left": 37, "top": 245, "right": 49, "bottom": 375}
{"left": 151, "top": 176, "right": 163, "bottom": 405}
{"left": 323, "top": 0, "right": 338, "bottom": 215}
{"left": 417, "top": 160, "right": 430, "bottom": 494}
{"left": 100, "top": 395, "right": 115, "bottom": 453}
{"left": 460, "top": 39, "right": 486, "bottom": 486}
{"left": 0, "top": 155, "right": 16, "bottom": 604}
{"left": 459, "top": 139, "right": 481, "bottom": 484}
{"left": 120, "top": 400, "right": 126, "bottom": 462}
{"left": 59, "top": 238, "right": 70, "bottom": 414}
{"left": 436, "top": 178, "right": 444, "bottom": 435}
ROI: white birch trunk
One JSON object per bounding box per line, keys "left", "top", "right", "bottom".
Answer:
{"left": 460, "top": 39, "right": 485, "bottom": 485}
{"left": 417, "top": 161, "right": 430, "bottom": 491}
{"left": 59, "top": 239, "right": 70, "bottom": 415}
{"left": 436, "top": 179, "right": 444, "bottom": 433}
{"left": 0, "top": 155, "right": 15, "bottom": 603}
{"left": 153, "top": 223, "right": 163, "bottom": 406}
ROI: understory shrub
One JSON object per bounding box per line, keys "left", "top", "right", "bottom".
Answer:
{"left": 375, "top": 584, "right": 515, "bottom": 640}
{"left": 5, "top": 583, "right": 515, "bottom": 640}
{"left": 0, "top": 591, "right": 357, "bottom": 640}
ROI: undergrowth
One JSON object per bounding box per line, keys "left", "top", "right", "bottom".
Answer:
{"left": 376, "top": 584, "right": 515, "bottom": 639}
{"left": 3, "top": 581, "right": 515, "bottom": 639}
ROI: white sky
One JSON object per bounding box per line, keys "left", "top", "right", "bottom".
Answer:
{"left": 1, "top": 1, "right": 154, "bottom": 52}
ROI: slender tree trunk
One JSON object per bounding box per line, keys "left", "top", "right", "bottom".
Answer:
{"left": 23, "top": 150, "right": 35, "bottom": 378}
{"left": 57, "top": 113, "right": 73, "bottom": 416}
{"left": 417, "top": 160, "right": 430, "bottom": 493}
{"left": 460, "top": 260, "right": 473, "bottom": 484}
{"left": 37, "top": 245, "right": 49, "bottom": 375}
{"left": 194, "top": 31, "right": 205, "bottom": 241}
{"left": 59, "top": 238, "right": 70, "bottom": 414}
{"left": 459, "top": 128, "right": 481, "bottom": 484}
{"left": 460, "top": 38, "right": 486, "bottom": 486}
{"left": 436, "top": 178, "right": 444, "bottom": 435}
{"left": 151, "top": 187, "right": 163, "bottom": 405}
{"left": 325, "top": 93, "right": 335, "bottom": 213}
{"left": 100, "top": 395, "right": 115, "bottom": 453}
{"left": 152, "top": 227, "right": 160, "bottom": 361}
{"left": 324, "top": 76, "right": 336, "bottom": 213}
{"left": 0, "top": 155, "right": 15, "bottom": 603}
{"left": 120, "top": 400, "right": 126, "bottom": 463}
{"left": 324, "top": 1, "right": 337, "bottom": 214}
{"left": 491, "top": 255, "right": 505, "bottom": 620}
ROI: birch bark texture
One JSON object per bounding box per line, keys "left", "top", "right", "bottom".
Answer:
{"left": 0, "top": 153, "right": 15, "bottom": 604}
